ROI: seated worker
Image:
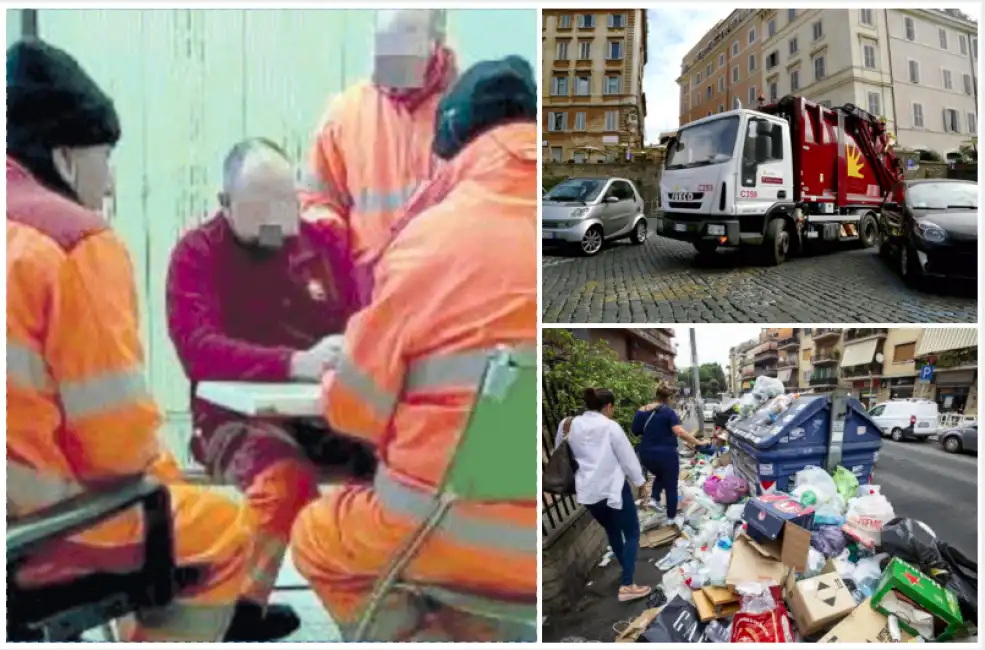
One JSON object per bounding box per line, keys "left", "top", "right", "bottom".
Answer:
{"left": 290, "top": 56, "right": 538, "bottom": 641}
{"left": 7, "top": 39, "right": 252, "bottom": 642}
{"left": 165, "top": 137, "right": 373, "bottom": 639}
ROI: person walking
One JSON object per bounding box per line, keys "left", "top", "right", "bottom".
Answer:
{"left": 557, "top": 388, "right": 651, "bottom": 603}
{"left": 633, "top": 386, "right": 708, "bottom": 527}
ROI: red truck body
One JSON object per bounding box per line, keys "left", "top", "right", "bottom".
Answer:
{"left": 759, "top": 96, "right": 903, "bottom": 210}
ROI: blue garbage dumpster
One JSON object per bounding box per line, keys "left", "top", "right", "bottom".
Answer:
{"left": 726, "top": 393, "right": 883, "bottom": 496}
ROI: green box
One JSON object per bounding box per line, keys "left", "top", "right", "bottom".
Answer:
{"left": 871, "top": 557, "right": 963, "bottom": 641}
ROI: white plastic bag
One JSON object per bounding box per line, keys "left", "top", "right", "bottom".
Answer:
{"left": 751, "top": 375, "right": 785, "bottom": 400}
{"left": 793, "top": 466, "right": 839, "bottom": 504}
{"left": 802, "top": 547, "right": 828, "bottom": 579}
{"left": 726, "top": 503, "right": 746, "bottom": 523}
{"left": 845, "top": 493, "right": 895, "bottom": 545}
{"left": 705, "top": 546, "right": 732, "bottom": 586}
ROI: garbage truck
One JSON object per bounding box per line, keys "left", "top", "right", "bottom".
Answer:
{"left": 657, "top": 96, "right": 904, "bottom": 265}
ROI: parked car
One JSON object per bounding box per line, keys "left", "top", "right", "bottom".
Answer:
{"left": 867, "top": 399, "right": 940, "bottom": 441}
{"left": 875, "top": 179, "right": 978, "bottom": 286}
{"left": 541, "top": 176, "right": 648, "bottom": 256}
{"left": 939, "top": 423, "right": 978, "bottom": 455}
{"left": 702, "top": 401, "right": 720, "bottom": 422}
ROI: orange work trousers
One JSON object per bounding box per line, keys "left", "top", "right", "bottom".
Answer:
{"left": 290, "top": 480, "right": 537, "bottom": 641}
{"left": 200, "top": 421, "right": 321, "bottom": 605}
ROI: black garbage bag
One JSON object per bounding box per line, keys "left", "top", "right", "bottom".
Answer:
{"left": 938, "top": 541, "right": 978, "bottom": 622}
{"left": 637, "top": 595, "right": 708, "bottom": 643}
{"left": 877, "top": 518, "right": 950, "bottom": 583}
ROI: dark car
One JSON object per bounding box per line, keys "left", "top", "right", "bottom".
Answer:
{"left": 939, "top": 423, "right": 977, "bottom": 455}
{"left": 875, "top": 179, "right": 978, "bottom": 286}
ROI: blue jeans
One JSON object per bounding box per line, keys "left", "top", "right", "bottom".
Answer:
{"left": 585, "top": 481, "right": 640, "bottom": 587}
{"left": 640, "top": 451, "right": 680, "bottom": 519}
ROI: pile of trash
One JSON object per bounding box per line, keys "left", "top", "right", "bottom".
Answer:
{"left": 614, "top": 448, "right": 978, "bottom": 644}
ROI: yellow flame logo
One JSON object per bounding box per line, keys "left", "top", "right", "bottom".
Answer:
{"left": 846, "top": 144, "right": 865, "bottom": 179}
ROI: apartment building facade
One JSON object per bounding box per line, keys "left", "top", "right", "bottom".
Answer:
{"left": 678, "top": 9, "right": 761, "bottom": 125}
{"left": 543, "top": 9, "right": 648, "bottom": 162}
{"left": 570, "top": 327, "right": 676, "bottom": 383}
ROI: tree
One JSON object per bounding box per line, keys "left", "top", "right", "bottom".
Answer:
{"left": 957, "top": 137, "right": 977, "bottom": 164}
{"left": 543, "top": 329, "right": 665, "bottom": 441}
{"left": 678, "top": 362, "right": 728, "bottom": 398}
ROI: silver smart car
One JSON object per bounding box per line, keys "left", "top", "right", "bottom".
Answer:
{"left": 541, "top": 176, "right": 648, "bottom": 256}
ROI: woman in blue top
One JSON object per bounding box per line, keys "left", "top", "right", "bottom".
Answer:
{"left": 632, "top": 385, "right": 706, "bottom": 523}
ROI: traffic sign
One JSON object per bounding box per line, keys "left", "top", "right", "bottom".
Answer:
{"left": 920, "top": 365, "right": 934, "bottom": 380}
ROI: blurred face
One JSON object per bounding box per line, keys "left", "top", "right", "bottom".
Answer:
{"left": 373, "top": 9, "right": 440, "bottom": 91}
{"left": 222, "top": 152, "right": 299, "bottom": 249}
{"left": 52, "top": 144, "right": 114, "bottom": 211}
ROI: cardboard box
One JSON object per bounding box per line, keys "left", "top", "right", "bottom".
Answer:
{"left": 615, "top": 607, "right": 660, "bottom": 643}
{"left": 818, "top": 598, "right": 914, "bottom": 643}
{"left": 871, "top": 557, "right": 964, "bottom": 641}
{"left": 726, "top": 534, "right": 791, "bottom": 587}
{"left": 640, "top": 525, "right": 680, "bottom": 549}
{"left": 744, "top": 494, "right": 816, "bottom": 543}
{"left": 787, "top": 573, "right": 858, "bottom": 636}
{"left": 702, "top": 585, "right": 739, "bottom": 607}
{"left": 693, "top": 588, "right": 741, "bottom": 623}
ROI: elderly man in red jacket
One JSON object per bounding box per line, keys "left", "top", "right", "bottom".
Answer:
{"left": 166, "top": 137, "right": 373, "bottom": 640}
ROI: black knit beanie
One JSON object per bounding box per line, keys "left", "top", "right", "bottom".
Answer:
{"left": 6, "top": 39, "right": 121, "bottom": 201}
{"left": 432, "top": 55, "right": 536, "bottom": 161}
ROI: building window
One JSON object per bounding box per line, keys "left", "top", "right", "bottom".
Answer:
{"left": 550, "top": 146, "right": 563, "bottom": 162}
{"left": 719, "top": 103, "right": 725, "bottom": 112}
{"left": 719, "top": 53, "right": 725, "bottom": 68}
{"left": 718, "top": 77, "right": 724, "bottom": 92}
{"left": 904, "top": 17, "right": 915, "bottom": 41}
{"left": 574, "top": 111, "right": 586, "bottom": 131}
{"left": 802, "top": 349, "right": 811, "bottom": 361}
{"left": 707, "top": 63, "right": 713, "bottom": 77}
{"left": 766, "top": 50, "right": 779, "bottom": 70}
{"left": 748, "top": 85, "right": 757, "bottom": 104}
{"left": 939, "top": 27, "right": 948, "bottom": 50}
{"left": 605, "top": 110, "right": 618, "bottom": 131}
{"left": 812, "top": 21, "right": 823, "bottom": 41}
{"left": 732, "top": 65, "right": 739, "bottom": 83}
{"left": 577, "top": 14, "right": 595, "bottom": 29}
{"left": 579, "top": 41, "right": 591, "bottom": 59}
{"left": 573, "top": 150, "right": 586, "bottom": 163}
{"left": 556, "top": 40, "right": 569, "bottom": 60}
{"left": 973, "top": 37, "right": 978, "bottom": 58}
{"left": 912, "top": 102, "right": 924, "bottom": 127}
{"left": 732, "top": 41, "right": 739, "bottom": 56}
{"left": 963, "top": 73, "right": 973, "bottom": 95}
{"left": 859, "top": 9, "right": 873, "bottom": 26}
{"left": 768, "top": 19, "right": 776, "bottom": 38}
{"left": 968, "top": 112, "right": 978, "bottom": 134}
{"left": 791, "top": 69, "right": 800, "bottom": 92}
{"left": 943, "top": 108, "right": 960, "bottom": 132}
{"left": 769, "top": 81, "right": 778, "bottom": 102}
{"left": 558, "top": 14, "right": 572, "bottom": 29}
{"left": 942, "top": 68, "right": 953, "bottom": 90}
{"left": 608, "top": 40, "right": 623, "bottom": 59}
{"left": 813, "top": 55, "right": 825, "bottom": 81}
{"left": 789, "top": 37, "right": 798, "bottom": 55}
{"left": 867, "top": 92, "right": 881, "bottom": 117}
{"left": 959, "top": 34, "right": 968, "bottom": 55}
{"left": 706, "top": 85, "right": 712, "bottom": 99}
{"left": 575, "top": 75, "right": 590, "bottom": 95}
{"left": 788, "top": 8, "right": 796, "bottom": 22}
{"left": 748, "top": 27, "right": 756, "bottom": 44}
{"left": 748, "top": 53, "right": 756, "bottom": 72}
{"left": 551, "top": 76, "right": 569, "bottom": 96}
{"left": 863, "top": 43, "right": 877, "bottom": 69}
{"left": 608, "top": 13, "right": 624, "bottom": 28}
{"left": 548, "top": 112, "right": 567, "bottom": 132}
{"left": 893, "top": 342, "right": 916, "bottom": 363}
{"left": 605, "top": 75, "right": 621, "bottom": 94}
{"left": 733, "top": 96, "right": 741, "bottom": 109}
{"left": 696, "top": 71, "right": 702, "bottom": 83}
{"left": 908, "top": 59, "right": 920, "bottom": 84}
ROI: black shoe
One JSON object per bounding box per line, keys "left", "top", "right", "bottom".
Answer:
{"left": 223, "top": 601, "right": 300, "bottom": 642}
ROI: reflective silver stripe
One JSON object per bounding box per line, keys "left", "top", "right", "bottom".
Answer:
{"left": 8, "top": 460, "right": 85, "bottom": 515}
{"left": 136, "top": 601, "right": 234, "bottom": 641}
{"left": 405, "top": 346, "right": 538, "bottom": 392}
{"left": 336, "top": 353, "right": 399, "bottom": 420}
{"left": 353, "top": 182, "right": 419, "bottom": 214}
{"left": 7, "top": 342, "right": 54, "bottom": 392}
{"left": 374, "top": 468, "right": 535, "bottom": 555}
{"left": 60, "top": 367, "right": 152, "bottom": 421}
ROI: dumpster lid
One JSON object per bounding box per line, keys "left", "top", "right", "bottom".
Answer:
{"left": 725, "top": 394, "right": 871, "bottom": 449}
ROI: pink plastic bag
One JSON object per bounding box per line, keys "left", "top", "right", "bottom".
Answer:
{"left": 702, "top": 475, "right": 722, "bottom": 497}
{"left": 711, "top": 476, "right": 749, "bottom": 504}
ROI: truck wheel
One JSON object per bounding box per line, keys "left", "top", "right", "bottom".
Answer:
{"left": 693, "top": 240, "right": 718, "bottom": 255}
{"left": 763, "top": 218, "right": 790, "bottom": 266}
{"left": 630, "top": 219, "right": 648, "bottom": 245}
{"left": 858, "top": 214, "right": 878, "bottom": 248}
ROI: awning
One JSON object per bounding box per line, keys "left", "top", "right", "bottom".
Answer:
{"left": 916, "top": 328, "right": 978, "bottom": 357}
{"left": 935, "top": 369, "right": 976, "bottom": 385}
{"left": 778, "top": 368, "right": 792, "bottom": 382}
{"left": 840, "top": 338, "right": 879, "bottom": 367}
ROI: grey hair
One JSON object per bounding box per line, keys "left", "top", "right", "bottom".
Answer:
{"left": 221, "top": 137, "right": 289, "bottom": 196}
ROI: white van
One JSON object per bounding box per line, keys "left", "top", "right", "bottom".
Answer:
{"left": 867, "top": 399, "right": 940, "bottom": 441}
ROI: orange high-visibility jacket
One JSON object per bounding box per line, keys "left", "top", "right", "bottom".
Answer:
{"left": 7, "top": 157, "right": 161, "bottom": 544}
{"left": 298, "top": 82, "right": 444, "bottom": 265}
{"left": 320, "top": 122, "right": 538, "bottom": 562}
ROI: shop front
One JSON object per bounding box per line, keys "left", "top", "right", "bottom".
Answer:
{"left": 934, "top": 368, "right": 977, "bottom": 415}
{"left": 885, "top": 376, "right": 916, "bottom": 400}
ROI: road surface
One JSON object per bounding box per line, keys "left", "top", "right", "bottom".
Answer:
{"left": 874, "top": 437, "right": 978, "bottom": 559}
{"left": 542, "top": 226, "right": 977, "bottom": 324}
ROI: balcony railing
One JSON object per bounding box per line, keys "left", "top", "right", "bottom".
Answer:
{"left": 813, "top": 350, "right": 841, "bottom": 365}
{"left": 812, "top": 328, "right": 842, "bottom": 340}
{"left": 810, "top": 374, "right": 838, "bottom": 386}
{"left": 845, "top": 328, "right": 888, "bottom": 342}
{"left": 777, "top": 337, "right": 799, "bottom": 350}
{"left": 777, "top": 356, "right": 798, "bottom": 369}
{"left": 841, "top": 362, "right": 884, "bottom": 379}
{"left": 628, "top": 329, "right": 674, "bottom": 353}
{"left": 741, "top": 367, "right": 756, "bottom": 377}
{"left": 755, "top": 349, "right": 779, "bottom": 362}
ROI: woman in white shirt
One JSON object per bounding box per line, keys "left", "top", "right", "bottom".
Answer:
{"left": 555, "top": 387, "right": 651, "bottom": 603}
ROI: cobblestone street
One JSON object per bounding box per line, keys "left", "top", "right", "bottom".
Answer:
{"left": 542, "top": 228, "right": 977, "bottom": 324}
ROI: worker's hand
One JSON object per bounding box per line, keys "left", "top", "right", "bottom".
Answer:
{"left": 289, "top": 335, "right": 345, "bottom": 381}
{"left": 307, "top": 334, "right": 346, "bottom": 370}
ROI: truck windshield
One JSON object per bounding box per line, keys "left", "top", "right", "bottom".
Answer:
{"left": 544, "top": 178, "right": 606, "bottom": 203}
{"left": 907, "top": 182, "right": 978, "bottom": 209}
{"left": 666, "top": 116, "right": 740, "bottom": 169}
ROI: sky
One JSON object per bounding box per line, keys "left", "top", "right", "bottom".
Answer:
{"left": 642, "top": 5, "right": 982, "bottom": 145}
{"left": 672, "top": 325, "right": 762, "bottom": 370}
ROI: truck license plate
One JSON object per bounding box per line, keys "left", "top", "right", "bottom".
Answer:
{"left": 674, "top": 223, "right": 688, "bottom": 233}
{"left": 542, "top": 232, "right": 556, "bottom": 240}
{"left": 806, "top": 230, "right": 819, "bottom": 239}
{"left": 918, "top": 422, "right": 929, "bottom": 428}
{"left": 708, "top": 224, "right": 725, "bottom": 236}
